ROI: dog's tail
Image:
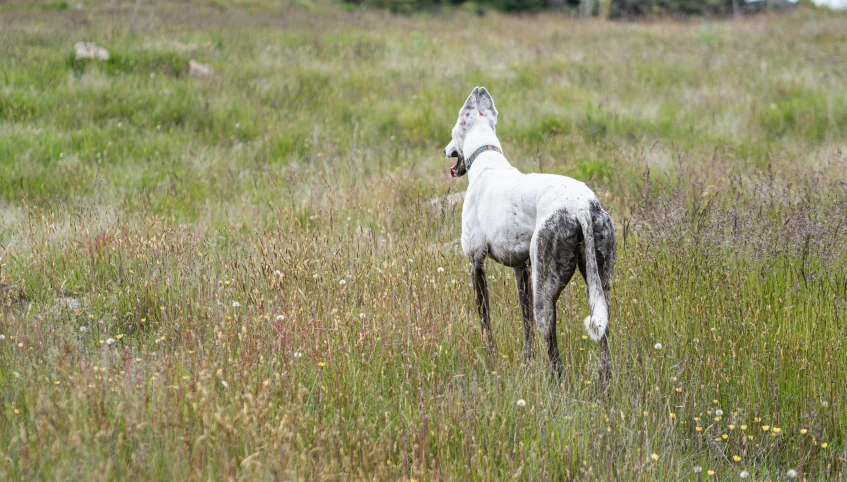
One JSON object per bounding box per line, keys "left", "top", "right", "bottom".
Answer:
{"left": 577, "top": 209, "right": 608, "bottom": 342}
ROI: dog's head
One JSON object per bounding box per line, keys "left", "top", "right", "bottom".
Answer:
{"left": 443, "top": 86, "right": 498, "bottom": 178}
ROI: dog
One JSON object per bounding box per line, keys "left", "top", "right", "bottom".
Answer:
{"left": 443, "top": 87, "right": 616, "bottom": 385}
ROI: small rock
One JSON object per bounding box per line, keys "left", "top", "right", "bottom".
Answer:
{"left": 427, "top": 191, "right": 466, "bottom": 211}
{"left": 75, "top": 42, "right": 109, "bottom": 60}
{"left": 54, "top": 296, "right": 81, "bottom": 311}
{"left": 189, "top": 60, "right": 214, "bottom": 77}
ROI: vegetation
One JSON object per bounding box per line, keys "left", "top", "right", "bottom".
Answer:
{"left": 1, "top": 1, "right": 845, "bottom": 479}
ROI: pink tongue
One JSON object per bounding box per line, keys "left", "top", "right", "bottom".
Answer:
{"left": 450, "top": 166, "right": 456, "bottom": 177}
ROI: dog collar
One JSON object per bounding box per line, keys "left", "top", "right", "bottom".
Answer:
{"left": 465, "top": 145, "right": 503, "bottom": 172}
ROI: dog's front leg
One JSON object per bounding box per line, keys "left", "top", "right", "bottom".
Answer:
{"left": 472, "top": 260, "right": 495, "bottom": 354}
{"left": 513, "top": 265, "right": 534, "bottom": 361}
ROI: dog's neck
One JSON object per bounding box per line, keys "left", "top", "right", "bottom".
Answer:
{"left": 462, "top": 123, "right": 510, "bottom": 181}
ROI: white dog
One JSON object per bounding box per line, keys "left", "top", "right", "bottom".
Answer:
{"left": 443, "top": 87, "right": 616, "bottom": 384}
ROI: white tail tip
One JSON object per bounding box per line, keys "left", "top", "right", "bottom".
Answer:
{"left": 583, "top": 315, "right": 606, "bottom": 342}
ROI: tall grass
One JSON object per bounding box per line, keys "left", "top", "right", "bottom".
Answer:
{"left": 1, "top": 1, "right": 845, "bottom": 479}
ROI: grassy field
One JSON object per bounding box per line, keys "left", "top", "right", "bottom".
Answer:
{"left": 1, "top": 0, "right": 846, "bottom": 479}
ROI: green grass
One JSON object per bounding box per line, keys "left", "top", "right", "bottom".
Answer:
{"left": 1, "top": 1, "right": 846, "bottom": 480}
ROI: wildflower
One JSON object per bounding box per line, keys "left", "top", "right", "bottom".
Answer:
{"left": 732, "top": 455, "right": 741, "bottom": 462}
{"left": 318, "top": 361, "right": 326, "bottom": 367}
{"left": 294, "top": 351, "right": 303, "bottom": 358}
{"left": 707, "top": 469, "right": 715, "bottom": 476}
{"left": 516, "top": 399, "right": 526, "bottom": 407}
{"left": 786, "top": 469, "right": 798, "bottom": 479}
{"left": 739, "top": 470, "right": 750, "bottom": 479}
{"left": 312, "top": 274, "right": 319, "bottom": 279}
{"left": 0, "top": 334, "right": 4, "bottom": 341}
{"left": 232, "top": 301, "right": 241, "bottom": 308}
{"left": 676, "top": 387, "right": 682, "bottom": 392}
{"left": 650, "top": 453, "right": 659, "bottom": 462}
{"left": 276, "top": 315, "right": 285, "bottom": 321}
{"left": 359, "top": 312, "right": 366, "bottom": 319}
{"left": 451, "top": 279, "right": 457, "bottom": 284}
{"left": 762, "top": 425, "right": 770, "bottom": 431}
{"left": 729, "top": 424, "right": 736, "bottom": 430}
{"left": 800, "top": 428, "right": 808, "bottom": 435}
{"left": 437, "top": 267, "right": 445, "bottom": 273}
{"left": 740, "top": 425, "right": 747, "bottom": 431}
{"left": 715, "top": 409, "right": 723, "bottom": 416}
{"left": 105, "top": 338, "right": 115, "bottom": 346}
{"left": 654, "top": 343, "right": 662, "bottom": 350}
{"left": 116, "top": 334, "right": 123, "bottom": 339}
{"left": 407, "top": 259, "right": 413, "bottom": 264}
{"left": 669, "top": 413, "right": 676, "bottom": 419}
{"left": 693, "top": 466, "right": 702, "bottom": 474}
{"left": 821, "top": 401, "right": 829, "bottom": 408}
{"left": 221, "top": 380, "right": 229, "bottom": 388}
{"left": 80, "top": 326, "right": 88, "bottom": 333}
{"left": 339, "top": 279, "right": 346, "bottom": 286}
{"left": 772, "top": 427, "right": 781, "bottom": 434}
{"left": 274, "top": 270, "right": 282, "bottom": 276}
{"left": 722, "top": 434, "right": 728, "bottom": 440}
{"left": 13, "top": 408, "right": 20, "bottom": 414}
{"left": 821, "top": 442, "right": 828, "bottom": 448}
{"left": 696, "top": 426, "right": 703, "bottom": 432}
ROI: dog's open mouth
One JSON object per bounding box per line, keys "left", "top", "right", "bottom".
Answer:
{"left": 449, "top": 156, "right": 466, "bottom": 177}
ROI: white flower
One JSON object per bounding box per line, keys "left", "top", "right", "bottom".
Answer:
{"left": 429, "top": 279, "right": 435, "bottom": 284}
{"left": 693, "top": 466, "right": 702, "bottom": 474}
{"left": 312, "top": 273, "right": 319, "bottom": 279}
{"left": 437, "top": 267, "right": 445, "bottom": 273}
{"left": 715, "top": 409, "right": 724, "bottom": 416}
{"left": 339, "top": 279, "right": 346, "bottom": 286}
{"left": 347, "top": 217, "right": 352, "bottom": 222}
{"left": 221, "top": 380, "right": 229, "bottom": 388}
{"left": 654, "top": 343, "right": 663, "bottom": 350}
{"left": 276, "top": 315, "right": 285, "bottom": 321}
{"left": 516, "top": 399, "right": 526, "bottom": 407}
{"left": 105, "top": 338, "right": 115, "bottom": 346}
{"left": 117, "top": 122, "right": 122, "bottom": 127}
{"left": 274, "top": 270, "right": 281, "bottom": 276}
{"left": 359, "top": 312, "right": 366, "bottom": 319}
{"left": 0, "top": 334, "right": 5, "bottom": 341}
{"left": 739, "top": 471, "right": 750, "bottom": 479}
{"left": 822, "top": 400, "right": 829, "bottom": 408}
{"left": 232, "top": 301, "right": 240, "bottom": 308}
{"left": 451, "top": 279, "right": 457, "bottom": 284}
{"left": 80, "top": 326, "right": 88, "bottom": 333}
{"left": 294, "top": 351, "right": 303, "bottom": 358}
{"left": 407, "top": 258, "right": 413, "bottom": 264}
{"left": 787, "top": 469, "right": 798, "bottom": 479}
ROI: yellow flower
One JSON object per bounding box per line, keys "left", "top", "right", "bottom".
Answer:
{"left": 721, "top": 434, "right": 728, "bottom": 440}
{"left": 821, "top": 442, "right": 828, "bottom": 448}
{"left": 491, "top": 370, "right": 497, "bottom": 375}
{"left": 800, "top": 428, "right": 808, "bottom": 435}
{"left": 740, "top": 425, "right": 748, "bottom": 431}
{"left": 676, "top": 387, "right": 682, "bottom": 393}
{"left": 714, "top": 416, "right": 722, "bottom": 422}
{"left": 581, "top": 335, "right": 588, "bottom": 340}
{"left": 318, "top": 362, "right": 326, "bottom": 367}
{"left": 670, "top": 413, "right": 676, "bottom": 419}
{"left": 650, "top": 453, "right": 659, "bottom": 462}
{"left": 713, "top": 399, "right": 718, "bottom": 404}
{"left": 729, "top": 424, "right": 736, "bottom": 430}
{"left": 696, "top": 426, "right": 703, "bottom": 432}
{"left": 13, "top": 408, "right": 20, "bottom": 414}
{"left": 772, "top": 427, "right": 781, "bottom": 434}
{"left": 733, "top": 455, "right": 741, "bottom": 462}
{"left": 762, "top": 425, "right": 770, "bottom": 431}
{"left": 707, "top": 469, "right": 715, "bottom": 476}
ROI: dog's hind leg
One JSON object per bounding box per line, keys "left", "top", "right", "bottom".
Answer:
{"left": 472, "top": 258, "right": 495, "bottom": 354}
{"left": 531, "top": 212, "right": 580, "bottom": 380}
{"left": 513, "top": 264, "right": 534, "bottom": 361}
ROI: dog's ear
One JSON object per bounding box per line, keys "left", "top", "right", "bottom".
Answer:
{"left": 457, "top": 87, "right": 480, "bottom": 131}
{"left": 476, "top": 87, "right": 498, "bottom": 128}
